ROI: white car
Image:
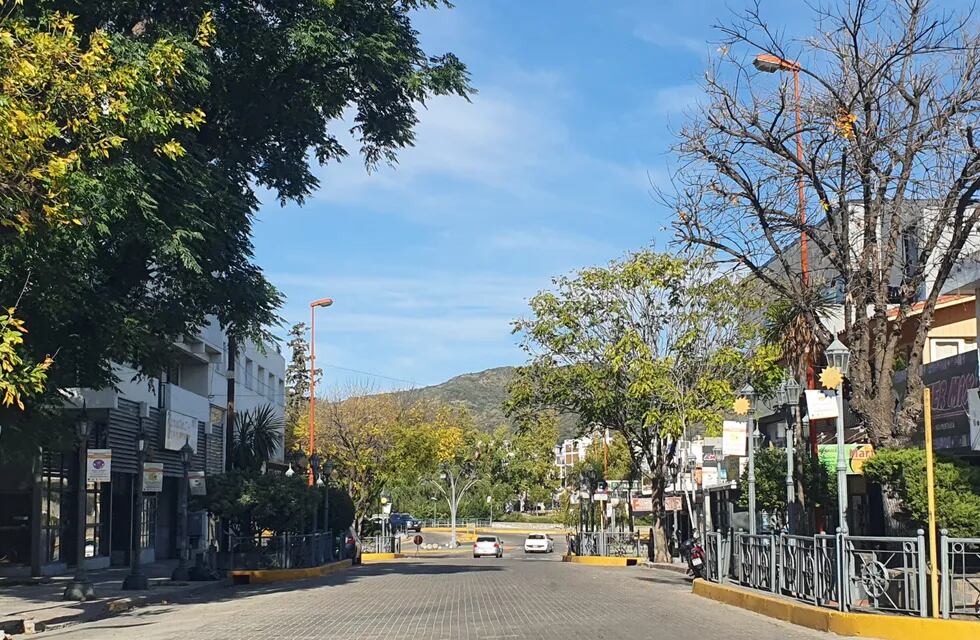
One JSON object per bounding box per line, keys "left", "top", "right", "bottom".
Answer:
{"left": 473, "top": 535, "right": 503, "bottom": 558}
{"left": 523, "top": 533, "right": 554, "bottom": 554}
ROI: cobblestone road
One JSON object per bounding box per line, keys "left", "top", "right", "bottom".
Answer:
{"left": 46, "top": 555, "right": 847, "bottom": 640}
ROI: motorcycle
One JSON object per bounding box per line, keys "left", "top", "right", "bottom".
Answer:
{"left": 681, "top": 537, "right": 706, "bottom": 579}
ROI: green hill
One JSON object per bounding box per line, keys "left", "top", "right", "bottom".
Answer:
{"left": 391, "top": 366, "right": 579, "bottom": 439}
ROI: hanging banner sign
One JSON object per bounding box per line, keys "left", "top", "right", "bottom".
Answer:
{"left": 805, "top": 389, "right": 839, "bottom": 420}
{"left": 87, "top": 449, "right": 112, "bottom": 483}
{"left": 630, "top": 497, "right": 653, "bottom": 514}
{"left": 143, "top": 462, "right": 164, "bottom": 492}
{"left": 664, "top": 496, "right": 683, "bottom": 511}
{"left": 188, "top": 471, "right": 207, "bottom": 496}
{"left": 722, "top": 420, "right": 747, "bottom": 457}
{"left": 818, "top": 444, "right": 875, "bottom": 475}
{"left": 164, "top": 410, "right": 199, "bottom": 453}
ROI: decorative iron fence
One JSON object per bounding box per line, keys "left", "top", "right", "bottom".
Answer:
{"left": 362, "top": 535, "right": 402, "bottom": 554}
{"left": 575, "top": 531, "right": 643, "bottom": 558}
{"left": 703, "top": 529, "right": 936, "bottom": 618}
{"left": 941, "top": 532, "right": 980, "bottom": 619}
{"left": 229, "top": 531, "right": 336, "bottom": 571}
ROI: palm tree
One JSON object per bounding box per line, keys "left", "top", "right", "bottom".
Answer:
{"left": 232, "top": 404, "right": 284, "bottom": 471}
{"left": 764, "top": 287, "right": 837, "bottom": 382}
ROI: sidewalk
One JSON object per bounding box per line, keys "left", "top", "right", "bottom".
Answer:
{"left": 0, "top": 561, "right": 228, "bottom": 635}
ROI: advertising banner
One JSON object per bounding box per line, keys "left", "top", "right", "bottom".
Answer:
{"left": 87, "top": 448, "right": 112, "bottom": 483}
{"left": 817, "top": 444, "right": 875, "bottom": 475}
{"left": 143, "top": 462, "right": 164, "bottom": 492}
{"left": 664, "top": 496, "right": 683, "bottom": 511}
{"left": 722, "top": 420, "right": 747, "bottom": 457}
{"left": 805, "top": 389, "right": 839, "bottom": 420}
{"left": 188, "top": 471, "right": 207, "bottom": 496}
{"left": 164, "top": 410, "right": 199, "bottom": 453}
{"left": 630, "top": 497, "right": 653, "bottom": 515}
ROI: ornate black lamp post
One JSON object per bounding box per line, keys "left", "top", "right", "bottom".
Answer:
{"left": 63, "top": 407, "right": 94, "bottom": 601}
{"left": 172, "top": 437, "right": 194, "bottom": 580}
{"left": 775, "top": 376, "right": 802, "bottom": 532}
{"left": 123, "top": 429, "right": 149, "bottom": 590}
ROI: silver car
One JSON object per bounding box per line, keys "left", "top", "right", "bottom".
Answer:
{"left": 473, "top": 535, "right": 503, "bottom": 558}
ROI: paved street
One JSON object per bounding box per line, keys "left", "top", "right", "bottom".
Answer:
{"left": 44, "top": 553, "right": 846, "bottom": 640}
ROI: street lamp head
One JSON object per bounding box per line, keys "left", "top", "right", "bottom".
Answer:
{"left": 753, "top": 53, "right": 799, "bottom": 73}
{"left": 74, "top": 400, "right": 92, "bottom": 440}
{"left": 316, "top": 476, "right": 325, "bottom": 487}
{"left": 784, "top": 376, "right": 802, "bottom": 402}
{"left": 825, "top": 338, "right": 851, "bottom": 376}
{"left": 180, "top": 437, "right": 193, "bottom": 464}
{"left": 310, "top": 452, "right": 321, "bottom": 473}
{"left": 310, "top": 297, "right": 333, "bottom": 308}
{"left": 324, "top": 460, "right": 335, "bottom": 477}
{"left": 135, "top": 430, "right": 147, "bottom": 454}
{"left": 773, "top": 380, "right": 788, "bottom": 406}
{"left": 285, "top": 463, "right": 295, "bottom": 478}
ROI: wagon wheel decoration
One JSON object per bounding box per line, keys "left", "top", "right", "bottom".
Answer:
{"left": 817, "top": 554, "right": 836, "bottom": 599}
{"left": 860, "top": 559, "right": 890, "bottom": 598}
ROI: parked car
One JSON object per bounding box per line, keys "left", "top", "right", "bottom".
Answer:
{"left": 390, "top": 513, "right": 422, "bottom": 532}
{"left": 473, "top": 535, "right": 503, "bottom": 558}
{"left": 523, "top": 533, "right": 554, "bottom": 554}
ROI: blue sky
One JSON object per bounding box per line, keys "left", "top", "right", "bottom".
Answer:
{"left": 250, "top": 1, "right": 802, "bottom": 395}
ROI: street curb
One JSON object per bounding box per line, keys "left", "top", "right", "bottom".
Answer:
{"left": 360, "top": 553, "right": 405, "bottom": 563}
{"left": 229, "top": 559, "right": 352, "bottom": 585}
{"left": 641, "top": 561, "right": 689, "bottom": 575}
{"left": 692, "top": 579, "right": 980, "bottom": 640}
{"left": 561, "top": 555, "right": 642, "bottom": 567}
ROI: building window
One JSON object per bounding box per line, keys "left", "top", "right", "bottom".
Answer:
{"left": 931, "top": 338, "right": 966, "bottom": 361}
{"left": 139, "top": 496, "right": 156, "bottom": 549}
{"left": 40, "top": 452, "right": 68, "bottom": 565}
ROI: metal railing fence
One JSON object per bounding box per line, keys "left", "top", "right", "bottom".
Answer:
{"left": 574, "top": 531, "right": 643, "bottom": 558}
{"left": 940, "top": 532, "right": 980, "bottom": 619}
{"left": 703, "top": 529, "right": 936, "bottom": 618}
{"left": 229, "top": 531, "right": 336, "bottom": 571}
{"left": 362, "top": 535, "right": 402, "bottom": 554}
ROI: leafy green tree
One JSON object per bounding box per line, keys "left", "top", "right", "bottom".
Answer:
{"left": 508, "top": 251, "right": 780, "bottom": 560}
{"left": 284, "top": 322, "right": 312, "bottom": 454}
{"left": 198, "top": 470, "right": 314, "bottom": 536}
{"left": 3, "top": 0, "right": 470, "bottom": 453}
{"left": 737, "top": 446, "right": 834, "bottom": 528}
{"left": 863, "top": 448, "right": 980, "bottom": 537}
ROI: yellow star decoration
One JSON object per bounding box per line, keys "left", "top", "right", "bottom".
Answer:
{"left": 819, "top": 366, "right": 844, "bottom": 390}
{"left": 732, "top": 396, "right": 751, "bottom": 416}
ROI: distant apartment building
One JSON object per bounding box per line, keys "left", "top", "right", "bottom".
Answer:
{"left": 0, "top": 317, "right": 285, "bottom": 577}
{"left": 553, "top": 430, "right": 613, "bottom": 486}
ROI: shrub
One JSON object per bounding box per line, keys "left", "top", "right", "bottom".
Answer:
{"left": 862, "top": 448, "right": 980, "bottom": 537}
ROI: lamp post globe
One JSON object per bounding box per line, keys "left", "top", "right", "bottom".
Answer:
{"left": 63, "top": 407, "right": 95, "bottom": 601}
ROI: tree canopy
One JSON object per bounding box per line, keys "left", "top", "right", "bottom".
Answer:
{"left": 508, "top": 250, "right": 780, "bottom": 559}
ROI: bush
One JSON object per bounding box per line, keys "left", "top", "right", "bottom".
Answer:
{"left": 863, "top": 448, "right": 980, "bottom": 537}
{"left": 194, "top": 469, "right": 356, "bottom": 535}
{"left": 738, "top": 446, "right": 835, "bottom": 512}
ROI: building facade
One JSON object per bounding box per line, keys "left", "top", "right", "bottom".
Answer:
{"left": 0, "top": 318, "right": 285, "bottom": 577}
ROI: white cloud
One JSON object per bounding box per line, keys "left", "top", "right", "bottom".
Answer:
{"left": 633, "top": 23, "right": 707, "bottom": 56}
{"left": 652, "top": 83, "right": 704, "bottom": 115}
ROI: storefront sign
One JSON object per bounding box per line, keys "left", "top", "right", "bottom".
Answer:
{"left": 895, "top": 350, "right": 978, "bottom": 451}
{"left": 817, "top": 444, "right": 875, "bottom": 475}
{"left": 143, "top": 462, "right": 164, "bottom": 492}
{"left": 664, "top": 496, "right": 683, "bottom": 511}
{"left": 188, "top": 471, "right": 206, "bottom": 496}
{"left": 805, "top": 389, "right": 839, "bottom": 420}
{"left": 87, "top": 449, "right": 112, "bottom": 483}
{"left": 630, "top": 497, "right": 653, "bottom": 514}
{"left": 722, "top": 420, "right": 747, "bottom": 457}
{"left": 164, "top": 410, "right": 199, "bottom": 453}
{"left": 701, "top": 467, "right": 719, "bottom": 487}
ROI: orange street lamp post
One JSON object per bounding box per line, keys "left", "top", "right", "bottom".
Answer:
{"left": 308, "top": 297, "right": 333, "bottom": 486}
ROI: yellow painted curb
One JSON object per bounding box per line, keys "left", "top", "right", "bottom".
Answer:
{"left": 229, "top": 559, "right": 352, "bottom": 585}
{"left": 561, "top": 555, "right": 641, "bottom": 567}
{"left": 692, "top": 579, "right": 980, "bottom": 640}
{"left": 361, "top": 552, "right": 406, "bottom": 562}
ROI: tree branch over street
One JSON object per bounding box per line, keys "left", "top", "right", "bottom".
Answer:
{"left": 668, "top": 0, "right": 980, "bottom": 445}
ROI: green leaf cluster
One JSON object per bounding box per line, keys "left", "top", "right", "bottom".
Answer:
{"left": 862, "top": 448, "right": 980, "bottom": 537}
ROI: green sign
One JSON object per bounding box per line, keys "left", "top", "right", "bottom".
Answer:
{"left": 817, "top": 444, "right": 875, "bottom": 475}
